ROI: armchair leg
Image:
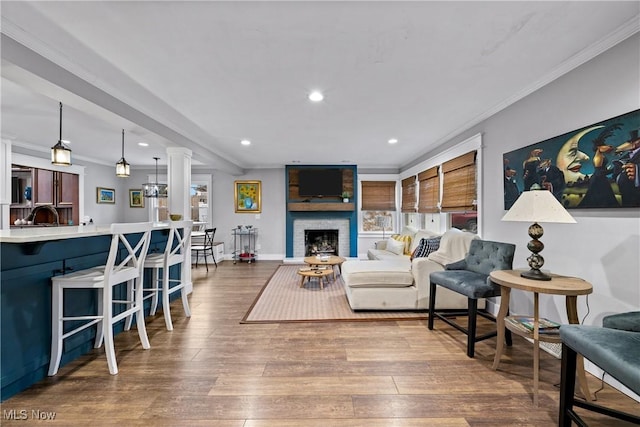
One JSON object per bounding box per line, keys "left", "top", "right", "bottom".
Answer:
{"left": 467, "top": 298, "right": 478, "bottom": 358}
{"left": 559, "top": 343, "right": 577, "bottom": 427}
{"left": 428, "top": 282, "right": 437, "bottom": 330}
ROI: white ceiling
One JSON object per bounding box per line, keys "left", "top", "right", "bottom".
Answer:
{"left": 1, "top": 1, "right": 638, "bottom": 174}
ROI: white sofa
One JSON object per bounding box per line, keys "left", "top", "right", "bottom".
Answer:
{"left": 342, "top": 228, "right": 478, "bottom": 310}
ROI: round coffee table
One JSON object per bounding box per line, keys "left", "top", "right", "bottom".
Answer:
{"left": 303, "top": 255, "right": 346, "bottom": 281}
{"left": 297, "top": 268, "right": 333, "bottom": 290}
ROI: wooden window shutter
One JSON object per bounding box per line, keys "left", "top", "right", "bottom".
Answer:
{"left": 401, "top": 176, "right": 417, "bottom": 212}
{"left": 441, "top": 151, "right": 477, "bottom": 212}
{"left": 361, "top": 181, "right": 396, "bottom": 211}
{"left": 417, "top": 166, "right": 439, "bottom": 213}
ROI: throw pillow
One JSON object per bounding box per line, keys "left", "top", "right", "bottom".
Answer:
{"left": 386, "top": 237, "right": 406, "bottom": 255}
{"left": 410, "top": 236, "right": 442, "bottom": 260}
{"left": 391, "top": 234, "right": 412, "bottom": 255}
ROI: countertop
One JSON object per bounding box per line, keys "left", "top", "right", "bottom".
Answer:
{"left": 0, "top": 222, "right": 170, "bottom": 244}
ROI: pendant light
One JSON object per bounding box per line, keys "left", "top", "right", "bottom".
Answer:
{"left": 142, "top": 157, "right": 168, "bottom": 198}
{"left": 51, "top": 102, "right": 72, "bottom": 166}
{"left": 115, "top": 129, "right": 130, "bottom": 177}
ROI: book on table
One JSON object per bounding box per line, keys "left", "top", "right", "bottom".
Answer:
{"left": 508, "top": 316, "right": 562, "bottom": 334}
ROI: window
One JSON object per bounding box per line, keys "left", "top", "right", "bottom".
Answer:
{"left": 417, "top": 166, "right": 439, "bottom": 213}
{"left": 361, "top": 181, "right": 395, "bottom": 232}
{"left": 401, "top": 176, "right": 417, "bottom": 213}
{"left": 441, "top": 151, "right": 477, "bottom": 233}
{"left": 441, "top": 151, "right": 477, "bottom": 212}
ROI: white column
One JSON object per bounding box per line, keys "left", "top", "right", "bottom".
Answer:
{"left": 167, "top": 147, "right": 193, "bottom": 293}
{"left": 0, "top": 139, "right": 12, "bottom": 230}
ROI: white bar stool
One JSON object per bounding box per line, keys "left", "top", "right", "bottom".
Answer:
{"left": 139, "top": 220, "right": 192, "bottom": 331}
{"left": 49, "top": 222, "right": 153, "bottom": 376}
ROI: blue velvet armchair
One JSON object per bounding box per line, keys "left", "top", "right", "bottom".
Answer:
{"left": 428, "top": 239, "right": 516, "bottom": 357}
{"left": 559, "top": 311, "right": 640, "bottom": 426}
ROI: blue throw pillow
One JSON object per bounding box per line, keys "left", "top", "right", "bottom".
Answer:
{"left": 410, "top": 237, "right": 441, "bottom": 260}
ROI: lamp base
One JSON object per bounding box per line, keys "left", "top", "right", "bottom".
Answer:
{"left": 520, "top": 268, "right": 552, "bottom": 281}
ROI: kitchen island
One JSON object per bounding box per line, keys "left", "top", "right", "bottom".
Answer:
{"left": 0, "top": 223, "right": 178, "bottom": 400}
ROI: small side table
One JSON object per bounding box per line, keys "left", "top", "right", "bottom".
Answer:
{"left": 490, "top": 269, "right": 593, "bottom": 406}
{"left": 298, "top": 268, "right": 333, "bottom": 290}
{"left": 303, "top": 255, "right": 346, "bottom": 281}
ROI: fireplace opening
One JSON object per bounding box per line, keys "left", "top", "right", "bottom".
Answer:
{"left": 305, "top": 229, "right": 338, "bottom": 256}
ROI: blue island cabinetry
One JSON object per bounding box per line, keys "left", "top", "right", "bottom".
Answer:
{"left": 0, "top": 225, "right": 177, "bottom": 401}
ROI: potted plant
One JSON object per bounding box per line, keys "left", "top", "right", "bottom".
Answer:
{"left": 341, "top": 191, "right": 351, "bottom": 203}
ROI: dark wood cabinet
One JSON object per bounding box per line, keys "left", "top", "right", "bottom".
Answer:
{"left": 33, "top": 168, "right": 55, "bottom": 205}
{"left": 57, "top": 171, "right": 79, "bottom": 207}
{"left": 10, "top": 166, "right": 79, "bottom": 226}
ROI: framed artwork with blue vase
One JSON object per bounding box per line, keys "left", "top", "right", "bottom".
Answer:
{"left": 234, "top": 180, "right": 261, "bottom": 213}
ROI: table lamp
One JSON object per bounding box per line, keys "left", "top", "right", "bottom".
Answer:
{"left": 375, "top": 215, "right": 391, "bottom": 240}
{"left": 501, "top": 184, "right": 576, "bottom": 281}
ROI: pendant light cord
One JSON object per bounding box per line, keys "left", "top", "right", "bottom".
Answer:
{"left": 154, "top": 156, "right": 160, "bottom": 183}
{"left": 121, "top": 129, "right": 125, "bottom": 157}
{"left": 59, "top": 102, "right": 63, "bottom": 142}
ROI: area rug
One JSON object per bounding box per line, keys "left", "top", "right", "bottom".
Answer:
{"left": 241, "top": 264, "right": 427, "bottom": 323}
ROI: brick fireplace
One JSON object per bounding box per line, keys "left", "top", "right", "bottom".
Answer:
{"left": 293, "top": 219, "right": 350, "bottom": 257}
{"left": 285, "top": 165, "right": 358, "bottom": 258}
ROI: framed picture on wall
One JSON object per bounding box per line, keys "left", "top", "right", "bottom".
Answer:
{"left": 129, "top": 189, "right": 144, "bottom": 208}
{"left": 234, "top": 180, "right": 261, "bottom": 213}
{"left": 96, "top": 187, "right": 115, "bottom": 204}
{"left": 503, "top": 109, "right": 640, "bottom": 210}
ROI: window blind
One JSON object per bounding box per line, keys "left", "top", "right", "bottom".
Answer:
{"left": 441, "top": 151, "right": 477, "bottom": 212}
{"left": 417, "top": 166, "right": 439, "bottom": 213}
{"left": 401, "top": 176, "right": 417, "bottom": 212}
{"left": 361, "top": 181, "right": 396, "bottom": 211}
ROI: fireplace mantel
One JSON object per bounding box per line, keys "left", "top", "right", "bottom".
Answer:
{"left": 287, "top": 202, "right": 354, "bottom": 211}
{"left": 285, "top": 165, "right": 358, "bottom": 258}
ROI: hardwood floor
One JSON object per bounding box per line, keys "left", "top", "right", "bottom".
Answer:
{"left": 3, "top": 261, "right": 638, "bottom": 426}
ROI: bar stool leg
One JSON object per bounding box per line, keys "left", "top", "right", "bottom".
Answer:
{"left": 124, "top": 279, "right": 134, "bottom": 331}
{"left": 150, "top": 267, "right": 160, "bottom": 315}
{"left": 48, "top": 285, "right": 64, "bottom": 376}
{"left": 162, "top": 265, "right": 173, "bottom": 331}
{"left": 94, "top": 288, "right": 104, "bottom": 348}
{"left": 102, "top": 288, "right": 118, "bottom": 375}
{"left": 134, "top": 275, "right": 150, "bottom": 349}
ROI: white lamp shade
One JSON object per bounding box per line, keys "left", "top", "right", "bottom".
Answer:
{"left": 501, "top": 189, "right": 576, "bottom": 224}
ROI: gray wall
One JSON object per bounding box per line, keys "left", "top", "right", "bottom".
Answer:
{"left": 470, "top": 33, "right": 639, "bottom": 321}
{"left": 210, "top": 168, "right": 286, "bottom": 259}
{"left": 402, "top": 33, "right": 639, "bottom": 397}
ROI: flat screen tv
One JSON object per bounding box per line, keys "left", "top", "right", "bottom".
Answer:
{"left": 298, "top": 168, "right": 343, "bottom": 197}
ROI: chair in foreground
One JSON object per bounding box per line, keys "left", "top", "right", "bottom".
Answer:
{"left": 49, "top": 222, "right": 153, "bottom": 376}
{"left": 191, "top": 227, "right": 217, "bottom": 271}
{"left": 140, "top": 220, "right": 193, "bottom": 331}
{"left": 559, "top": 312, "right": 640, "bottom": 426}
{"left": 428, "top": 239, "right": 515, "bottom": 357}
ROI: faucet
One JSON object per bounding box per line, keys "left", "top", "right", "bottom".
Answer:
{"left": 27, "top": 205, "right": 60, "bottom": 226}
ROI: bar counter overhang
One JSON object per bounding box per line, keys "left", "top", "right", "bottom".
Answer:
{"left": 0, "top": 223, "right": 178, "bottom": 400}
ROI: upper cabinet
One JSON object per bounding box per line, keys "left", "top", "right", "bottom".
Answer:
{"left": 10, "top": 165, "right": 79, "bottom": 226}
{"left": 33, "top": 168, "right": 78, "bottom": 207}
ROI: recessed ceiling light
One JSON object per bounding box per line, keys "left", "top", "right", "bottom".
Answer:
{"left": 308, "top": 91, "right": 324, "bottom": 102}
{"left": 388, "top": 138, "right": 398, "bottom": 144}
{"left": 241, "top": 139, "right": 251, "bottom": 146}
{"left": 138, "top": 142, "right": 149, "bottom": 147}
